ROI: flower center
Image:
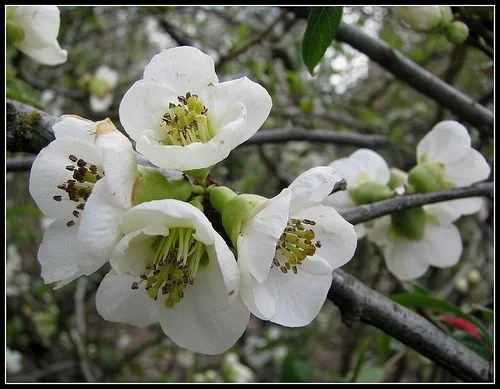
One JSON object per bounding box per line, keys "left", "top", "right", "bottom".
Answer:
{"left": 131, "top": 227, "right": 208, "bottom": 308}
{"left": 272, "top": 218, "right": 320, "bottom": 274}
{"left": 160, "top": 92, "right": 213, "bottom": 146}
{"left": 52, "top": 154, "right": 104, "bottom": 227}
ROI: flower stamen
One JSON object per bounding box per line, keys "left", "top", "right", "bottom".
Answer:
{"left": 131, "top": 227, "right": 208, "bottom": 308}
{"left": 272, "top": 218, "right": 319, "bottom": 274}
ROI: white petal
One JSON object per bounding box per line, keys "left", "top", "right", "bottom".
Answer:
{"left": 119, "top": 80, "right": 178, "bottom": 141}
{"left": 288, "top": 166, "right": 343, "bottom": 214}
{"left": 77, "top": 180, "right": 126, "bottom": 262}
{"left": 143, "top": 46, "right": 219, "bottom": 96}
{"left": 29, "top": 137, "right": 102, "bottom": 220}
{"left": 350, "top": 149, "right": 390, "bottom": 184}
{"left": 135, "top": 103, "right": 246, "bottom": 171}
{"left": 12, "top": 6, "right": 61, "bottom": 48}
{"left": 158, "top": 291, "right": 249, "bottom": 355}
{"left": 354, "top": 223, "right": 368, "bottom": 239}
{"left": 121, "top": 200, "right": 214, "bottom": 245}
{"left": 238, "top": 254, "right": 276, "bottom": 320}
{"left": 90, "top": 94, "right": 114, "bottom": 112}
{"left": 17, "top": 41, "right": 67, "bottom": 66}
{"left": 424, "top": 197, "right": 484, "bottom": 225}
{"left": 238, "top": 189, "right": 291, "bottom": 284}
{"left": 322, "top": 191, "right": 356, "bottom": 212}
{"left": 52, "top": 115, "right": 98, "bottom": 142}
{"left": 443, "top": 149, "right": 491, "bottom": 186}
{"left": 417, "top": 121, "right": 471, "bottom": 165}
{"left": 292, "top": 205, "right": 357, "bottom": 270}
{"left": 423, "top": 224, "right": 462, "bottom": 268}
{"left": 95, "top": 65, "right": 119, "bottom": 88}
{"left": 206, "top": 77, "right": 272, "bottom": 142}
{"left": 38, "top": 219, "right": 104, "bottom": 286}
{"left": 367, "top": 216, "right": 392, "bottom": 246}
{"left": 383, "top": 240, "right": 431, "bottom": 281}
{"left": 96, "top": 271, "right": 158, "bottom": 327}
{"left": 96, "top": 130, "right": 137, "bottom": 209}
{"left": 265, "top": 256, "right": 333, "bottom": 327}
{"left": 328, "top": 157, "right": 365, "bottom": 187}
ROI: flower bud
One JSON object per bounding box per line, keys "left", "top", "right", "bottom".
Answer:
{"left": 439, "top": 6, "right": 453, "bottom": 28}
{"left": 467, "top": 269, "right": 481, "bottom": 284}
{"left": 390, "top": 206, "right": 427, "bottom": 241}
{"left": 132, "top": 166, "right": 192, "bottom": 205}
{"left": 395, "top": 6, "right": 443, "bottom": 32}
{"left": 455, "top": 277, "right": 469, "bottom": 294}
{"left": 446, "top": 21, "right": 470, "bottom": 44}
{"left": 388, "top": 168, "right": 408, "bottom": 190}
{"left": 349, "top": 181, "right": 394, "bottom": 205}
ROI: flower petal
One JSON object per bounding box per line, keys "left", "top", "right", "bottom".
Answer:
{"left": 287, "top": 166, "right": 343, "bottom": 215}
{"left": 158, "top": 290, "right": 250, "bottom": 355}
{"left": 121, "top": 200, "right": 214, "bottom": 245}
{"left": 119, "top": 80, "right": 178, "bottom": 141}
{"left": 17, "top": 41, "right": 67, "bottom": 66}
{"left": 206, "top": 76, "right": 272, "bottom": 142}
{"left": 424, "top": 197, "right": 484, "bottom": 224}
{"left": 96, "top": 271, "right": 158, "bottom": 327}
{"left": 52, "top": 115, "right": 99, "bottom": 142}
{"left": 424, "top": 224, "right": 462, "bottom": 268}
{"left": 90, "top": 94, "right": 114, "bottom": 113}
{"left": 265, "top": 255, "right": 333, "bottom": 327}
{"left": 328, "top": 157, "right": 365, "bottom": 187}
{"left": 383, "top": 240, "right": 432, "bottom": 281}
{"left": 96, "top": 130, "right": 137, "bottom": 209}
{"left": 95, "top": 65, "right": 119, "bottom": 88}
{"left": 417, "top": 121, "right": 471, "bottom": 165}
{"left": 350, "top": 149, "right": 390, "bottom": 184}
{"left": 443, "top": 149, "right": 491, "bottom": 186}
{"left": 29, "top": 137, "right": 102, "bottom": 220}
{"left": 143, "top": 46, "right": 218, "bottom": 96}
{"left": 238, "top": 254, "right": 276, "bottom": 320}
{"left": 292, "top": 204, "right": 357, "bottom": 270}
{"left": 77, "top": 180, "right": 126, "bottom": 262}
{"left": 322, "top": 191, "right": 355, "bottom": 212}
{"left": 238, "top": 188, "right": 291, "bottom": 284}
{"left": 12, "top": 6, "right": 61, "bottom": 48}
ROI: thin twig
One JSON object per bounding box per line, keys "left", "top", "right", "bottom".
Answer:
{"left": 334, "top": 22, "right": 493, "bottom": 134}
{"left": 341, "top": 182, "right": 494, "bottom": 225}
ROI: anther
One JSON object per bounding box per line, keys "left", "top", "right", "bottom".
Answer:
{"left": 66, "top": 220, "right": 75, "bottom": 227}
{"left": 53, "top": 195, "right": 62, "bottom": 201}
{"left": 131, "top": 282, "right": 139, "bottom": 290}
{"left": 69, "top": 155, "right": 78, "bottom": 162}
{"left": 73, "top": 210, "right": 80, "bottom": 218}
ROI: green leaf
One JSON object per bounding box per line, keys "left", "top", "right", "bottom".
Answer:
{"left": 390, "top": 294, "right": 464, "bottom": 316}
{"left": 302, "top": 7, "right": 343, "bottom": 74}
{"left": 280, "top": 353, "right": 313, "bottom": 382}
{"left": 7, "top": 78, "right": 42, "bottom": 108}
{"left": 356, "top": 366, "right": 387, "bottom": 383}
{"left": 452, "top": 331, "right": 493, "bottom": 361}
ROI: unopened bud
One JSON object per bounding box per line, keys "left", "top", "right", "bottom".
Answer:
{"left": 446, "top": 21, "right": 470, "bottom": 44}
{"left": 439, "top": 6, "right": 453, "bottom": 28}
{"left": 349, "top": 181, "right": 394, "bottom": 205}
{"left": 388, "top": 168, "right": 408, "bottom": 190}
{"left": 395, "top": 6, "right": 442, "bottom": 32}
{"left": 408, "top": 163, "right": 454, "bottom": 194}
{"left": 455, "top": 278, "right": 469, "bottom": 294}
{"left": 467, "top": 269, "right": 481, "bottom": 284}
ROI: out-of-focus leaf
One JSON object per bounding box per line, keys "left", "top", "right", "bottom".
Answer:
{"left": 356, "top": 365, "right": 387, "bottom": 383}
{"left": 280, "top": 353, "right": 313, "bottom": 382}
{"left": 7, "top": 78, "right": 42, "bottom": 108}
{"left": 390, "top": 294, "right": 464, "bottom": 316}
{"left": 452, "top": 331, "right": 493, "bottom": 361}
{"left": 410, "top": 281, "right": 428, "bottom": 296}
{"left": 302, "top": 7, "right": 343, "bottom": 74}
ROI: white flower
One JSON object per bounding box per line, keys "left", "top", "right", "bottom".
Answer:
{"left": 6, "top": 348, "right": 23, "bottom": 374}
{"left": 237, "top": 167, "right": 357, "bottom": 327}
{"left": 29, "top": 116, "right": 137, "bottom": 287}
{"left": 94, "top": 199, "right": 250, "bottom": 355}
{"left": 324, "top": 148, "right": 391, "bottom": 238}
{"left": 90, "top": 65, "right": 119, "bottom": 113}
{"left": 416, "top": 121, "right": 491, "bottom": 224}
{"left": 222, "top": 353, "right": 255, "bottom": 383}
{"left": 119, "top": 46, "right": 272, "bottom": 171}
{"left": 367, "top": 214, "right": 462, "bottom": 281}
{"left": 7, "top": 6, "right": 67, "bottom": 66}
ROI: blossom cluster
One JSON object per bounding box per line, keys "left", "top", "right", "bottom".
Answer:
{"left": 29, "top": 47, "right": 358, "bottom": 354}
{"left": 324, "top": 121, "right": 490, "bottom": 280}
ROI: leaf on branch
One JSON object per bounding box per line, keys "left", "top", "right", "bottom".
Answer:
{"left": 302, "top": 6, "right": 343, "bottom": 75}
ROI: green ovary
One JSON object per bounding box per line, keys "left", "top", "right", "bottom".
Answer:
{"left": 160, "top": 93, "right": 215, "bottom": 146}
{"left": 132, "top": 227, "right": 209, "bottom": 308}
{"left": 389, "top": 207, "right": 427, "bottom": 241}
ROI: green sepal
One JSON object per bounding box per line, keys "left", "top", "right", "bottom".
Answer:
{"left": 209, "top": 186, "right": 238, "bottom": 215}
{"left": 132, "top": 166, "right": 192, "bottom": 205}
{"left": 390, "top": 207, "right": 427, "bottom": 241}
{"left": 388, "top": 168, "right": 408, "bottom": 190}
{"left": 349, "top": 181, "right": 394, "bottom": 205}
{"left": 221, "top": 194, "right": 267, "bottom": 247}
{"left": 185, "top": 167, "right": 211, "bottom": 181}
{"left": 7, "top": 21, "right": 25, "bottom": 44}
{"left": 408, "top": 163, "right": 455, "bottom": 194}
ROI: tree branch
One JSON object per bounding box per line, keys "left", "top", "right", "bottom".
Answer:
{"left": 334, "top": 22, "right": 493, "bottom": 134}
{"left": 328, "top": 270, "right": 492, "bottom": 382}
{"left": 341, "top": 182, "right": 494, "bottom": 225}
{"left": 241, "top": 127, "right": 388, "bottom": 148}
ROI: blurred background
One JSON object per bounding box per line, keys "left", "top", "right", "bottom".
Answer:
{"left": 6, "top": 6, "right": 494, "bottom": 382}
